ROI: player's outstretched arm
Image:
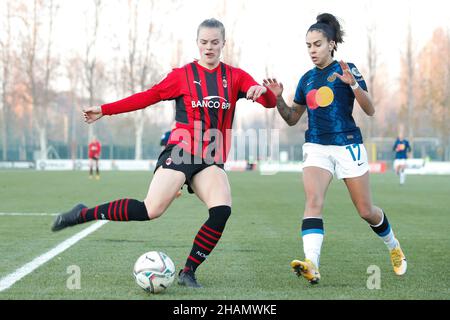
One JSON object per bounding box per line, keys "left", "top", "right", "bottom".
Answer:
{"left": 264, "top": 78, "right": 306, "bottom": 126}
{"left": 83, "top": 106, "right": 104, "bottom": 124}
{"left": 237, "top": 69, "right": 276, "bottom": 108}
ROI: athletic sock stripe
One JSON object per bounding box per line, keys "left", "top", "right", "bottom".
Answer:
{"left": 107, "top": 202, "right": 113, "bottom": 220}
{"left": 199, "top": 228, "right": 220, "bottom": 241}
{"left": 302, "top": 218, "right": 324, "bottom": 231}
{"left": 188, "top": 255, "right": 201, "bottom": 264}
{"left": 195, "top": 234, "right": 216, "bottom": 247}
{"left": 202, "top": 224, "right": 222, "bottom": 236}
{"left": 118, "top": 199, "right": 124, "bottom": 221}
{"left": 113, "top": 200, "right": 118, "bottom": 221}
{"left": 94, "top": 206, "right": 98, "bottom": 220}
{"left": 124, "top": 199, "right": 129, "bottom": 221}
{"left": 302, "top": 228, "right": 324, "bottom": 236}
{"left": 370, "top": 211, "right": 390, "bottom": 235}
{"left": 378, "top": 225, "right": 392, "bottom": 237}
{"left": 81, "top": 208, "right": 87, "bottom": 222}
{"left": 194, "top": 240, "right": 213, "bottom": 252}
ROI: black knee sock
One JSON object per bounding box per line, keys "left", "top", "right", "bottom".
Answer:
{"left": 79, "top": 199, "right": 150, "bottom": 223}
{"left": 184, "top": 206, "right": 231, "bottom": 273}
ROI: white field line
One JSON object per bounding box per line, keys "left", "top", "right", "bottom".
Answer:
{"left": 0, "top": 212, "right": 57, "bottom": 216}
{"left": 0, "top": 220, "right": 108, "bottom": 292}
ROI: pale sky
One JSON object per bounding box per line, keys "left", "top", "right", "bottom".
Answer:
{"left": 56, "top": 0, "right": 450, "bottom": 76}
{"left": 52, "top": 0, "right": 449, "bottom": 125}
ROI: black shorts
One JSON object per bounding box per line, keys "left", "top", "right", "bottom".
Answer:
{"left": 154, "top": 144, "right": 224, "bottom": 194}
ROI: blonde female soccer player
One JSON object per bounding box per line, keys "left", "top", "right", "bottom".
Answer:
{"left": 52, "top": 18, "right": 276, "bottom": 288}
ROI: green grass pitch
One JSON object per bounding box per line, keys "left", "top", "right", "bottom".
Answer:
{"left": 0, "top": 170, "right": 449, "bottom": 300}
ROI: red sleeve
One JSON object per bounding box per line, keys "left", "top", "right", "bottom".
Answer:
{"left": 101, "top": 68, "right": 182, "bottom": 116}
{"left": 235, "top": 68, "right": 276, "bottom": 108}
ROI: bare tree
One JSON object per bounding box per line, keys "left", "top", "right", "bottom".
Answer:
{"left": 445, "top": 29, "right": 450, "bottom": 160}
{"left": 66, "top": 55, "right": 83, "bottom": 160}
{"left": 218, "top": 0, "right": 243, "bottom": 68}
{"left": 417, "top": 28, "right": 450, "bottom": 160}
{"left": 123, "top": 0, "right": 167, "bottom": 160}
{"left": 18, "top": 0, "right": 59, "bottom": 160}
{"left": 365, "top": 22, "right": 377, "bottom": 142}
{"left": 0, "top": 1, "right": 13, "bottom": 161}
{"left": 405, "top": 19, "right": 415, "bottom": 148}
{"left": 82, "top": 0, "right": 103, "bottom": 143}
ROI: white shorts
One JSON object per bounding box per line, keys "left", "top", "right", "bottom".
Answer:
{"left": 394, "top": 159, "right": 407, "bottom": 168}
{"left": 302, "top": 142, "right": 369, "bottom": 179}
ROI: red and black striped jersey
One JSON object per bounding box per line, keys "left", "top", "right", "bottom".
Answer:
{"left": 101, "top": 60, "right": 276, "bottom": 162}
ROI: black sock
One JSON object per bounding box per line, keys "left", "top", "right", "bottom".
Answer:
{"left": 89, "top": 167, "right": 93, "bottom": 176}
{"left": 184, "top": 206, "right": 231, "bottom": 273}
{"left": 370, "top": 210, "right": 391, "bottom": 236}
{"left": 79, "top": 199, "right": 150, "bottom": 223}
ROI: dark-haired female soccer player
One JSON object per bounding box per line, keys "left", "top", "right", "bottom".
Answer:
{"left": 393, "top": 126, "right": 411, "bottom": 185}
{"left": 52, "top": 18, "right": 276, "bottom": 288}
{"left": 264, "top": 13, "right": 406, "bottom": 284}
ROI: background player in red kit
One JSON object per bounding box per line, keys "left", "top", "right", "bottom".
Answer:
{"left": 88, "top": 136, "right": 101, "bottom": 180}
{"left": 51, "top": 18, "right": 276, "bottom": 288}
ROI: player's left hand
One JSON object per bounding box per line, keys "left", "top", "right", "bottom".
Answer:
{"left": 83, "top": 106, "right": 103, "bottom": 124}
{"left": 333, "top": 60, "right": 357, "bottom": 87}
{"left": 246, "top": 85, "right": 267, "bottom": 102}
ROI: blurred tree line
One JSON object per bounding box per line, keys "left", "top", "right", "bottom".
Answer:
{"left": 0, "top": 0, "right": 449, "bottom": 161}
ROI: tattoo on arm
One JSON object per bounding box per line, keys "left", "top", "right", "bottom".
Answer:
{"left": 276, "top": 98, "right": 305, "bottom": 126}
{"left": 277, "top": 97, "right": 293, "bottom": 122}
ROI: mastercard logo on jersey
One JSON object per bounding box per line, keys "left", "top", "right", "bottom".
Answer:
{"left": 396, "top": 144, "right": 406, "bottom": 152}
{"left": 306, "top": 86, "right": 335, "bottom": 110}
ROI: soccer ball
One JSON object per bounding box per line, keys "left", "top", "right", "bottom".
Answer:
{"left": 133, "top": 251, "right": 176, "bottom": 294}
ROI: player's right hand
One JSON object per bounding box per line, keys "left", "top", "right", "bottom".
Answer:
{"left": 83, "top": 106, "right": 103, "bottom": 124}
{"left": 263, "top": 78, "right": 283, "bottom": 98}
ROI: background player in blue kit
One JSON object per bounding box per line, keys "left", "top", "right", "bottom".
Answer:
{"left": 265, "top": 13, "right": 407, "bottom": 284}
{"left": 393, "top": 127, "right": 411, "bottom": 185}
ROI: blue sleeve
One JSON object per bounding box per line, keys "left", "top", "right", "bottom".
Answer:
{"left": 293, "top": 76, "right": 306, "bottom": 105}
{"left": 348, "top": 63, "right": 368, "bottom": 92}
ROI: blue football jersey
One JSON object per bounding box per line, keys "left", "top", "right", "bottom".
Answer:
{"left": 294, "top": 60, "right": 368, "bottom": 145}
{"left": 393, "top": 138, "right": 411, "bottom": 159}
